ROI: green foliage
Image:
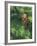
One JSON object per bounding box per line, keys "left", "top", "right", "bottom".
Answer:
{"left": 10, "top": 6, "right": 32, "bottom": 15}
{"left": 10, "top": 6, "right": 32, "bottom": 40}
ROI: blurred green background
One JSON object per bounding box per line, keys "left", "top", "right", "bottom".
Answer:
{"left": 10, "top": 6, "right": 32, "bottom": 40}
